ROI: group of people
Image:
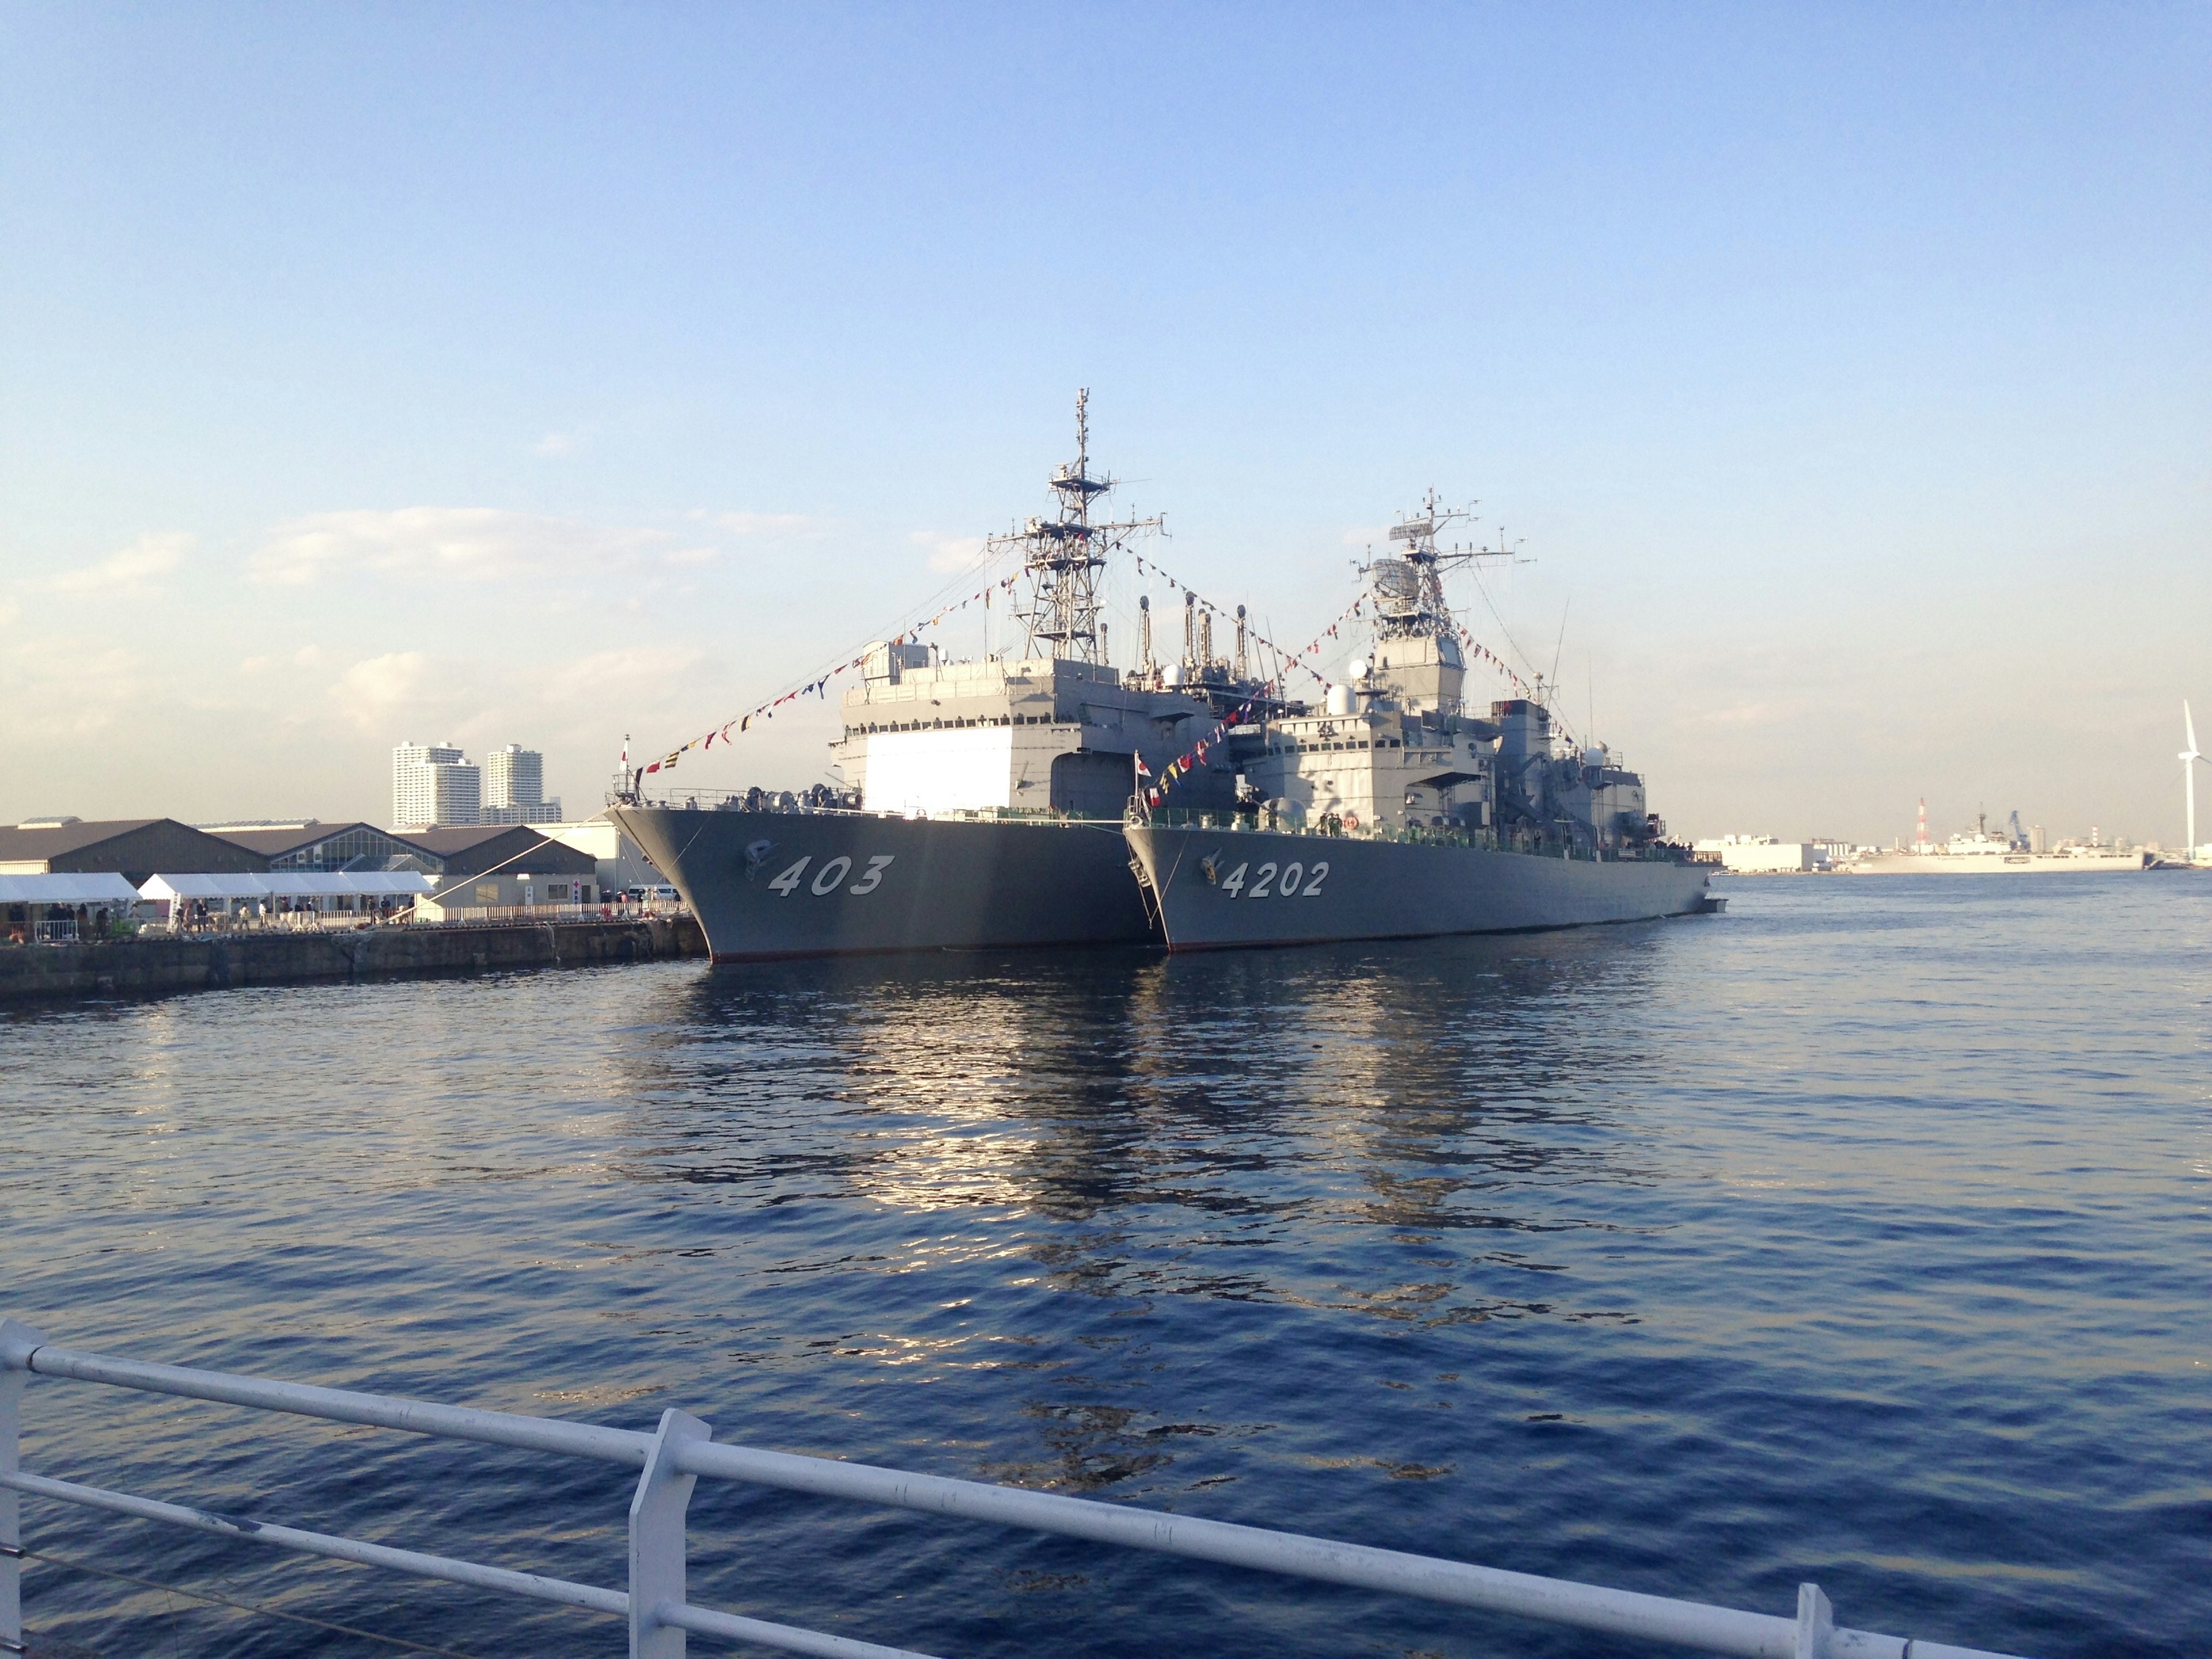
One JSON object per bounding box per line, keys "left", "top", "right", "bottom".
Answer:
{"left": 159, "top": 896, "right": 412, "bottom": 933}
{"left": 3, "top": 903, "right": 113, "bottom": 945}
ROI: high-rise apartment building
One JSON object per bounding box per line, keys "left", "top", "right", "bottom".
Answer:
{"left": 391, "top": 741, "right": 482, "bottom": 830}
{"left": 481, "top": 743, "right": 563, "bottom": 825}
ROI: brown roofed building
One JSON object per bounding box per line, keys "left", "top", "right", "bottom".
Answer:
{"left": 398, "top": 826, "right": 598, "bottom": 906}
{"left": 204, "top": 822, "right": 428, "bottom": 873}
{"left": 0, "top": 819, "right": 271, "bottom": 887}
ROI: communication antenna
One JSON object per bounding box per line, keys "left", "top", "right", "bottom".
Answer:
{"left": 1234, "top": 605, "right": 1248, "bottom": 680}
{"left": 1547, "top": 599, "right": 1571, "bottom": 702}
{"left": 1139, "top": 594, "right": 1154, "bottom": 675}
{"left": 1366, "top": 488, "right": 1516, "bottom": 645}
{"left": 991, "top": 389, "right": 1162, "bottom": 664}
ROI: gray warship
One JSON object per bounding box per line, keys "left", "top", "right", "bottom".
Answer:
{"left": 609, "top": 394, "right": 1273, "bottom": 961}
{"left": 1124, "top": 499, "right": 1713, "bottom": 950}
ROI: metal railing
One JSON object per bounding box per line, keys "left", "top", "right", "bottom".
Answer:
{"left": 408, "top": 902, "right": 668, "bottom": 927}
{"left": 621, "top": 793, "right": 1120, "bottom": 827}
{"left": 1134, "top": 810, "right": 1691, "bottom": 863}
{"left": 0, "top": 1319, "right": 2028, "bottom": 1659}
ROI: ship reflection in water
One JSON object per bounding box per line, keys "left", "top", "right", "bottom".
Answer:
{"left": 4, "top": 878, "right": 2205, "bottom": 1657}
{"left": 626, "top": 931, "right": 1666, "bottom": 1308}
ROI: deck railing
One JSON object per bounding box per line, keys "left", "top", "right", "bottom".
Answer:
{"left": 1132, "top": 809, "right": 1690, "bottom": 862}
{"left": 0, "top": 1318, "right": 2028, "bottom": 1659}
{"left": 620, "top": 793, "right": 1115, "bottom": 824}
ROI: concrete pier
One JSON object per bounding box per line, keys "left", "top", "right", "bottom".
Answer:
{"left": 0, "top": 918, "right": 706, "bottom": 1003}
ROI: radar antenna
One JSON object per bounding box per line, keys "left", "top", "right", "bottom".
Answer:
{"left": 1365, "top": 487, "right": 1516, "bottom": 643}
{"left": 990, "top": 389, "right": 1162, "bottom": 665}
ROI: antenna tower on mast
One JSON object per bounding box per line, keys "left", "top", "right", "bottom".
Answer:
{"left": 1368, "top": 487, "right": 1516, "bottom": 645}
{"left": 991, "top": 389, "right": 1161, "bottom": 665}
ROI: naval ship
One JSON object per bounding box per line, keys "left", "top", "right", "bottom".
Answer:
{"left": 609, "top": 395, "right": 1276, "bottom": 960}
{"left": 1124, "top": 502, "right": 1714, "bottom": 950}
{"left": 1838, "top": 809, "right": 2150, "bottom": 874}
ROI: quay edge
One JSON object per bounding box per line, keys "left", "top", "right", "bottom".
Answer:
{"left": 0, "top": 916, "right": 703, "bottom": 1004}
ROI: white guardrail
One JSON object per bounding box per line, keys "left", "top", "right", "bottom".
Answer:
{"left": 0, "top": 1319, "right": 2031, "bottom": 1659}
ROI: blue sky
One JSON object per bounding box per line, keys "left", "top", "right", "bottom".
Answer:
{"left": 3, "top": 5, "right": 2206, "bottom": 842}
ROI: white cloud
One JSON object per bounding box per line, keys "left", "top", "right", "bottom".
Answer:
{"left": 542, "top": 646, "right": 706, "bottom": 703}
{"left": 331, "top": 651, "right": 439, "bottom": 733}
{"left": 240, "top": 645, "right": 324, "bottom": 677}
{"left": 253, "top": 507, "right": 665, "bottom": 587}
{"left": 37, "top": 531, "right": 194, "bottom": 594}
{"left": 0, "top": 641, "right": 150, "bottom": 739}
{"left": 534, "top": 430, "right": 584, "bottom": 457}
{"left": 706, "top": 511, "right": 819, "bottom": 537}
{"left": 912, "top": 529, "right": 987, "bottom": 573}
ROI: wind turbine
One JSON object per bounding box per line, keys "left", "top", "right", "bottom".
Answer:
{"left": 2183, "top": 702, "right": 2205, "bottom": 862}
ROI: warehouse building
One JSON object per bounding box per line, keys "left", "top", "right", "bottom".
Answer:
{"left": 397, "top": 825, "right": 599, "bottom": 907}
{"left": 0, "top": 819, "right": 270, "bottom": 887}
{"left": 203, "top": 821, "right": 429, "bottom": 873}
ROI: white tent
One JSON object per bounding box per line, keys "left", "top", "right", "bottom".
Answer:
{"left": 251, "top": 871, "right": 432, "bottom": 898}
{"left": 139, "top": 873, "right": 273, "bottom": 902}
{"left": 338, "top": 871, "right": 433, "bottom": 895}
{"left": 0, "top": 873, "right": 142, "bottom": 906}
{"left": 138, "top": 871, "right": 435, "bottom": 903}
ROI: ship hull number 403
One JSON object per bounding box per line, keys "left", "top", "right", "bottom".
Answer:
{"left": 765, "top": 855, "right": 895, "bottom": 896}
{"left": 1206, "top": 859, "right": 1330, "bottom": 899}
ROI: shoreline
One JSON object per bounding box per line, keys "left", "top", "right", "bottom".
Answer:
{"left": 0, "top": 916, "right": 706, "bottom": 1003}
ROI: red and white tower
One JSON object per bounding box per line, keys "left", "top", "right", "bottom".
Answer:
{"left": 1915, "top": 797, "right": 1930, "bottom": 851}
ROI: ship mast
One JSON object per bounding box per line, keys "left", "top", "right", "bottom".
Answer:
{"left": 1368, "top": 487, "right": 1514, "bottom": 645}
{"left": 992, "top": 389, "right": 1161, "bottom": 665}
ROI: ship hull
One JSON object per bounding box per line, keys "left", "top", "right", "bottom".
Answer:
{"left": 609, "top": 806, "right": 1156, "bottom": 961}
{"left": 1838, "top": 851, "right": 2150, "bottom": 874}
{"left": 1126, "top": 823, "right": 1713, "bottom": 951}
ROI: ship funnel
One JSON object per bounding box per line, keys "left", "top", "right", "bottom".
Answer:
{"left": 1324, "top": 683, "right": 1356, "bottom": 717}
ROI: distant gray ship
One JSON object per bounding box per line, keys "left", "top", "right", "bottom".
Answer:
{"left": 610, "top": 393, "right": 1272, "bottom": 961}
{"left": 1124, "top": 499, "right": 1713, "bottom": 950}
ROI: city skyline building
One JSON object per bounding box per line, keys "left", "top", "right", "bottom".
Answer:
{"left": 482, "top": 743, "right": 562, "bottom": 825}
{"left": 391, "top": 741, "right": 480, "bottom": 830}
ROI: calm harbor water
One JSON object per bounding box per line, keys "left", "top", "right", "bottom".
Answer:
{"left": 3, "top": 876, "right": 2206, "bottom": 1658}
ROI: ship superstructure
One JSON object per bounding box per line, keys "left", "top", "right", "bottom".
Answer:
{"left": 1126, "top": 497, "right": 1710, "bottom": 950}
{"left": 1214, "top": 499, "right": 1663, "bottom": 857}
{"left": 827, "top": 393, "right": 1271, "bottom": 821}
{"left": 611, "top": 394, "right": 1279, "bottom": 960}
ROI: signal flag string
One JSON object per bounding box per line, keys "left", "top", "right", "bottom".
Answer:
{"left": 1127, "top": 552, "right": 1565, "bottom": 726}
{"left": 1126, "top": 551, "right": 1355, "bottom": 688}
{"left": 1141, "top": 695, "right": 1264, "bottom": 809}
{"left": 639, "top": 556, "right": 1575, "bottom": 779}
{"left": 639, "top": 570, "right": 1025, "bottom": 777}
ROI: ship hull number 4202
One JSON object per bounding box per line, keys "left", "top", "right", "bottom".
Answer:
{"left": 1202, "top": 858, "right": 1330, "bottom": 898}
